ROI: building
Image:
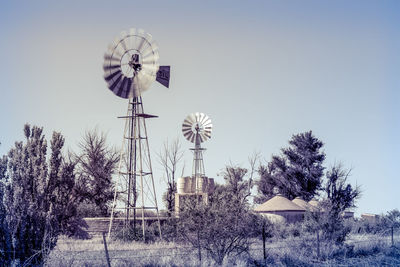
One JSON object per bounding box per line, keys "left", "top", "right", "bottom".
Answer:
{"left": 254, "top": 194, "right": 305, "bottom": 223}
{"left": 361, "top": 213, "right": 379, "bottom": 222}
{"left": 292, "top": 197, "right": 316, "bottom": 211}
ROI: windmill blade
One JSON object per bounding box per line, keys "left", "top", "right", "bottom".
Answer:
{"left": 104, "top": 69, "right": 121, "bottom": 82}
{"left": 156, "top": 66, "right": 170, "bottom": 88}
{"left": 137, "top": 36, "right": 147, "bottom": 53}
{"left": 109, "top": 73, "right": 123, "bottom": 92}
{"left": 103, "top": 63, "right": 121, "bottom": 71}
{"left": 141, "top": 41, "right": 159, "bottom": 58}
{"left": 119, "top": 31, "right": 129, "bottom": 52}
{"left": 184, "top": 115, "right": 196, "bottom": 125}
{"left": 104, "top": 52, "right": 120, "bottom": 63}
{"left": 116, "top": 77, "right": 129, "bottom": 98}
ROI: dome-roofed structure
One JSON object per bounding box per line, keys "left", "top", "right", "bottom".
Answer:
{"left": 292, "top": 197, "right": 316, "bottom": 211}
{"left": 308, "top": 198, "right": 320, "bottom": 208}
{"left": 254, "top": 194, "right": 305, "bottom": 223}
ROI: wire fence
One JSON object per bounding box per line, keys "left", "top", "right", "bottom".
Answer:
{"left": 2, "top": 229, "right": 399, "bottom": 266}
{"left": 44, "top": 230, "right": 400, "bottom": 266}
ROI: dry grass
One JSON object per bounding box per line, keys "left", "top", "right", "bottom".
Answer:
{"left": 45, "top": 233, "right": 400, "bottom": 266}
{"left": 46, "top": 235, "right": 249, "bottom": 267}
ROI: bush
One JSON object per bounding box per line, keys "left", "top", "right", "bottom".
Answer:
{"left": 113, "top": 222, "right": 160, "bottom": 243}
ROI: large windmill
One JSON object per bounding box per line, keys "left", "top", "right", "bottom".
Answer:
{"left": 103, "top": 28, "right": 170, "bottom": 240}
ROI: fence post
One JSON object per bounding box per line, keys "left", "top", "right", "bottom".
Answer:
{"left": 197, "top": 230, "right": 202, "bottom": 266}
{"left": 316, "top": 230, "right": 320, "bottom": 259}
{"left": 262, "top": 223, "right": 266, "bottom": 265}
{"left": 391, "top": 226, "right": 394, "bottom": 247}
{"left": 102, "top": 232, "right": 111, "bottom": 267}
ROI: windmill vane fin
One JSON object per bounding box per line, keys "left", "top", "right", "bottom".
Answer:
{"left": 156, "top": 66, "right": 170, "bottom": 88}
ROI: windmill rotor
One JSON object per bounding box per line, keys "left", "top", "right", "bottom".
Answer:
{"left": 182, "top": 112, "right": 212, "bottom": 143}
{"left": 103, "top": 28, "right": 170, "bottom": 99}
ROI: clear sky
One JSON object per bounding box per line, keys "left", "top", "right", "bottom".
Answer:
{"left": 0, "top": 1, "right": 399, "bottom": 215}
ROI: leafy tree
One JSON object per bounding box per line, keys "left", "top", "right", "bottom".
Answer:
{"left": 0, "top": 124, "right": 85, "bottom": 265}
{"left": 219, "top": 153, "right": 260, "bottom": 205}
{"left": 302, "top": 201, "right": 351, "bottom": 244}
{"left": 325, "top": 163, "right": 361, "bottom": 214}
{"left": 177, "top": 190, "right": 262, "bottom": 265}
{"left": 384, "top": 209, "right": 400, "bottom": 229}
{"left": 75, "top": 130, "right": 118, "bottom": 217}
{"left": 256, "top": 131, "right": 325, "bottom": 202}
{"left": 0, "top": 155, "right": 11, "bottom": 264}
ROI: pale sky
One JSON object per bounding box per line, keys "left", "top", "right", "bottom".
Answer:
{"left": 0, "top": 1, "right": 399, "bottom": 215}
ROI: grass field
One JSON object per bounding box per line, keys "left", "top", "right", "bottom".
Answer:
{"left": 45, "top": 233, "right": 400, "bottom": 266}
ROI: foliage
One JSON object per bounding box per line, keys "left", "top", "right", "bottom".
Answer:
{"left": 113, "top": 222, "right": 160, "bottom": 243}
{"left": 256, "top": 131, "right": 325, "bottom": 202}
{"left": 351, "top": 209, "right": 400, "bottom": 235}
{"left": 0, "top": 124, "right": 86, "bottom": 265}
{"left": 325, "top": 163, "right": 361, "bottom": 213}
{"left": 219, "top": 152, "right": 259, "bottom": 205}
{"left": 384, "top": 209, "right": 400, "bottom": 229}
{"left": 177, "top": 190, "right": 263, "bottom": 265}
{"left": 157, "top": 138, "right": 184, "bottom": 216}
{"left": 75, "top": 129, "right": 118, "bottom": 217}
{"left": 302, "top": 201, "right": 351, "bottom": 244}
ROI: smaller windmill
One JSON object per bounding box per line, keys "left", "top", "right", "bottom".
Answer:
{"left": 175, "top": 113, "right": 214, "bottom": 213}
{"left": 182, "top": 112, "right": 212, "bottom": 191}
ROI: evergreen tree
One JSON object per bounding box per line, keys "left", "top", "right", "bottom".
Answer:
{"left": 0, "top": 124, "right": 85, "bottom": 265}
{"left": 256, "top": 131, "right": 325, "bottom": 202}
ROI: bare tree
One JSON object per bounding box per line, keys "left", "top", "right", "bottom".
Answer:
{"left": 157, "top": 138, "right": 184, "bottom": 216}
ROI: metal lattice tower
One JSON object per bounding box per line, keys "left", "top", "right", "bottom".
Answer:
{"left": 108, "top": 96, "right": 162, "bottom": 240}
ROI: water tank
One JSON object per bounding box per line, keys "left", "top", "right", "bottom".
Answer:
{"left": 177, "top": 177, "right": 192, "bottom": 194}
{"left": 198, "top": 176, "right": 208, "bottom": 193}
{"left": 184, "top": 176, "right": 192, "bottom": 193}
{"left": 177, "top": 177, "right": 185, "bottom": 194}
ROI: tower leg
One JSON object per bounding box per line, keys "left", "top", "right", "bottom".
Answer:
{"left": 108, "top": 96, "right": 162, "bottom": 241}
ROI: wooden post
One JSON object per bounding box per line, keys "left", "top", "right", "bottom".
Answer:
{"left": 391, "top": 226, "right": 394, "bottom": 247}
{"left": 316, "top": 230, "right": 320, "bottom": 259}
{"left": 262, "top": 223, "right": 266, "bottom": 264}
{"left": 197, "top": 230, "right": 202, "bottom": 265}
{"left": 102, "top": 232, "right": 111, "bottom": 267}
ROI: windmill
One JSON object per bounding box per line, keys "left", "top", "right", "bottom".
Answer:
{"left": 175, "top": 113, "right": 214, "bottom": 214}
{"left": 103, "top": 28, "right": 170, "bottom": 240}
{"left": 182, "top": 112, "right": 212, "bottom": 192}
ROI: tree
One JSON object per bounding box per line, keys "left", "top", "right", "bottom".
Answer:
{"left": 302, "top": 201, "right": 351, "bottom": 245}
{"left": 177, "top": 190, "right": 262, "bottom": 265}
{"left": 0, "top": 124, "right": 85, "bottom": 265}
{"left": 75, "top": 130, "right": 118, "bottom": 217}
{"left": 219, "top": 152, "right": 260, "bottom": 205}
{"left": 256, "top": 131, "right": 325, "bottom": 202}
{"left": 157, "top": 138, "right": 184, "bottom": 216}
{"left": 325, "top": 163, "right": 361, "bottom": 214}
